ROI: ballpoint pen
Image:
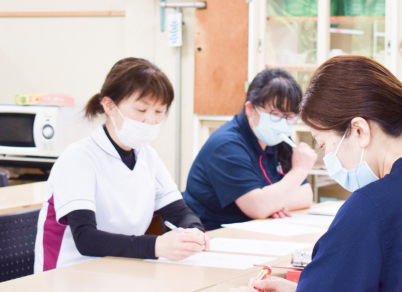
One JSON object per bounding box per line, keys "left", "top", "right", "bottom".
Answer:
{"left": 279, "top": 133, "right": 297, "bottom": 148}
{"left": 164, "top": 220, "right": 206, "bottom": 250}
{"left": 164, "top": 220, "right": 184, "bottom": 233}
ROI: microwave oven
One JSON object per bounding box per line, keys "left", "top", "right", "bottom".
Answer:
{"left": 0, "top": 105, "right": 89, "bottom": 157}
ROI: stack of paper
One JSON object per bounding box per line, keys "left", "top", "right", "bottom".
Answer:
{"left": 307, "top": 201, "right": 344, "bottom": 216}
{"left": 273, "top": 214, "right": 334, "bottom": 227}
{"left": 221, "top": 220, "right": 326, "bottom": 236}
{"left": 145, "top": 252, "right": 275, "bottom": 270}
{"left": 210, "top": 237, "right": 311, "bottom": 256}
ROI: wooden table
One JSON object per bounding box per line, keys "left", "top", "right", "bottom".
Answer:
{"left": 0, "top": 181, "right": 46, "bottom": 215}
{"left": 0, "top": 200, "right": 336, "bottom": 291}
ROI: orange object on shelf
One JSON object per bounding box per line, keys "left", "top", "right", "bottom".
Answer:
{"left": 15, "top": 94, "right": 43, "bottom": 105}
{"left": 15, "top": 93, "right": 75, "bottom": 106}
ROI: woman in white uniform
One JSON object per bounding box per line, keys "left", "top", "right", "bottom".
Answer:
{"left": 34, "top": 57, "right": 209, "bottom": 273}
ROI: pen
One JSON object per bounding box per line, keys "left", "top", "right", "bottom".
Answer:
{"left": 164, "top": 220, "right": 205, "bottom": 250}
{"left": 279, "top": 133, "right": 297, "bottom": 149}
{"left": 251, "top": 266, "right": 272, "bottom": 289}
{"left": 164, "top": 220, "right": 184, "bottom": 233}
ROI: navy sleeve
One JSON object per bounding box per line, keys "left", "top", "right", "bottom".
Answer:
{"left": 157, "top": 199, "right": 205, "bottom": 232}
{"left": 296, "top": 191, "right": 384, "bottom": 291}
{"left": 68, "top": 210, "right": 157, "bottom": 259}
{"left": 302, "top": 178, "right": 309, "bottom": 185}
{"left": 206, "top": 141, "right": 264, "bottom": 208}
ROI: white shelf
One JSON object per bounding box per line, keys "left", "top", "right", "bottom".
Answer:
{"left": 267, "top": 16, "right": 385, "bottom": 22}
{"left": 309, "top": 169, "right": 329, "bottom": 176}
{"left": 0, "top": 156, "right": 57, "bottom": 163}
{"left": 266, "top": 64, "right": 317, "bottom": 72}
{"left": 330, "top": 28, "right": 364, "bottom": 35}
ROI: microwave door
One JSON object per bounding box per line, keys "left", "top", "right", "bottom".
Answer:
{"left": 0, "top": 112, "right": 39, "bottom": 155}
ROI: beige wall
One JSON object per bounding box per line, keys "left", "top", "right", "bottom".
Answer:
{"left": 125, "top": 0, "right": 197, "bottom": 191}
{"left": 0, "top": 0, "right": 197, "bottom": 191}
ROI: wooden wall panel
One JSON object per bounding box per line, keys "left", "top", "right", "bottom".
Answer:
{"left": 194, "top": 0, "right": 248, "bottom": 115}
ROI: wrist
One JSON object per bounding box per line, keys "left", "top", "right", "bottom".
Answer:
{"left": 154, "top": 236, "right": 162, "bottom": 258}
{"left": 290, "top": 166, "right": 309, "bottom": 177}
{"left": 286, "top": 167, "right": 308, "bottom": 185}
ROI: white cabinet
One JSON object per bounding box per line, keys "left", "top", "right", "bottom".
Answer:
{"left": 249, "top": 0, "right": 401, "bottom": 91}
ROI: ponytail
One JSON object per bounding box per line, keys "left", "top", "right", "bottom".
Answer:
{"left": 85, "top": 93, "right": 104, "bottom": 120}
{"left": 84, "top": 57, "right": 174, "bottom": 121}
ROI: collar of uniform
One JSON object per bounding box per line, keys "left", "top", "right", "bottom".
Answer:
{"left": 236, "top": 110, "right": 276, "bottom": 156}
{"left": 91, "top": 124, "right": 121, "bottom": 159}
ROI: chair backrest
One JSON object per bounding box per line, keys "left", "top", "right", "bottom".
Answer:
{"left": 0, "top": 208, "right": 41, "bottom": 282}
{"left": 0, "top": 173, "right": 8, "bottom": 188}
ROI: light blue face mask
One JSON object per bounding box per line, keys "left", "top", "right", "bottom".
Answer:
{"left": 253, "top": 108, "right": 293, "bottom": 146}
{"left": 323, "top": 130, "right": 379, "bottom": 192}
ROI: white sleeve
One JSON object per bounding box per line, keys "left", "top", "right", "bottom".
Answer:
{"left": 153, "top": 152, "right": 182, "bottom": 211}
{"left": 50, "top": 147, "right": 97, "bottom": 223}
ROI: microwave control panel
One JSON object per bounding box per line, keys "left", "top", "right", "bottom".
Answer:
{"left": 42, "top": 125, "right": 54, "bottom": 139}
{"left": 39, "top": 107, "right": 59, "bottom": 155}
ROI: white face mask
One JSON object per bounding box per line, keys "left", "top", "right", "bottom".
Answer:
{"left": 252, "top": 108, "right": 293, "bottom": 146}
{"left": 110, "top": 105, "right": 161, "bottom": 150}
{"left": 323, "top": 129, "right": 379, "bottom": 192}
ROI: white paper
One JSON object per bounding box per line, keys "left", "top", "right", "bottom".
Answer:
{"left": 145, "top": 252, "right": 275, "bottom": 270}
{"left": 222, "top": 220, "right": 326, "bottom": 236}
{"left": 307, "top": 202, "right": 344, "bottom": 216}
{"left": 210, "top": 238, "right": 311, "bottom": 256}
{"left": 273, "top": 214, "right": 334, "bottom": 227}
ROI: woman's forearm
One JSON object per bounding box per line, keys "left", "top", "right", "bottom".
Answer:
{"left": 235, "top": 168, "right": 310, "bottom": 219}
{"left": 68, "top": 210, "right": 158, "bottom": 259}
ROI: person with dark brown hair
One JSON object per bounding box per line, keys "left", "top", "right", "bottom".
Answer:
{"left": 183, "top": 69, "right": 316, "bottom": 231}
{"left": 230, "top": 55, "right": 402, "bottom": 291}
{"left": 34, "top": 58, "right": 209, "bottom": 273}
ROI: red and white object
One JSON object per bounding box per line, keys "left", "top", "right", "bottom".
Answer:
{"left": 38, "top": 94, "right": 75, "bottom": 106}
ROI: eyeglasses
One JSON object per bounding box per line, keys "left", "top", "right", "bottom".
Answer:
{"left": 256, "top": 107, "right": 299, "bottom": 125}
{"left": 269, "top": 110, "right": 299, "bottom": 125}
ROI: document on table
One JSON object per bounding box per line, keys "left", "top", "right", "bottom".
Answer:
{"left": 145, "top": 252, "right": 275, "bottom": 270}
{"left": 273, "top": 214, "right": 334, "bottom": 227}
{"left": 222, "top": 220, "right": 326, "bottom": 236}
{"left": 307, "top": 201, "right": 344, "bottom": 216}
{"left": 210, "top": 237, "right": 311, "bottom": 256}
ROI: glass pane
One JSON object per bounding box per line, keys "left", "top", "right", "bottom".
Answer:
{"left": 330, "top": 0, "right": 386, "bottom": 65}
{"left": 266, "top": 0, "right": 319, "bottom": 92}
{"left": 0, "top": 113, "right": 36, "bottom": 147}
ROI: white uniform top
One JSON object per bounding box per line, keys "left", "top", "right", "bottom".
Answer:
{"left": 34, "top": 125, "right": 182, "bottom": 273}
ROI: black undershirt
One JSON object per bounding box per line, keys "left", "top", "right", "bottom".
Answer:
{"left": 103, "top": 125, "right": 136, "bottom": 170}
{"left": 66, "top": 126, "right": 204, "bottom": 259}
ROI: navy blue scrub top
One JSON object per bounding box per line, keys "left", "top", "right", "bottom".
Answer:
{"left": 183, "top": 110, "right": 308, "bottom": 230}
{"left": 297, "top": 158, "right": 402, "bottom": 291}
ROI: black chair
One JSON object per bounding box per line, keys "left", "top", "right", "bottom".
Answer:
{"left": 0, "top": 208, "right": 40, "bottom": 282}
{"left": 0, "top": 173, "right": 8, "bottom": 188}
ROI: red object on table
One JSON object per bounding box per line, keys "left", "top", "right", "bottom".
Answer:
{"left": 286, "top": 270, "right": 302, "bottom": 283}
